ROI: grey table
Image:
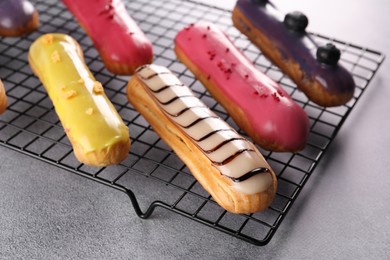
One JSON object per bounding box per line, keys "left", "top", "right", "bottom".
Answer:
{"left": 1, "top": 0, "right": 389, "bottom": 259}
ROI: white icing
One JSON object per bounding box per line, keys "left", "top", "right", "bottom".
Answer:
{"left": 214, "top": 151, "right": 264, "bottom": 178}
{"left": 232, "top": 172, "right": 273, "bottom": 195}
{"left": 182, "top": 117, "right": 231, "bottom": 141}
{"left": 142, "top": 73, "right": 182, "bottom": 92}
{"left": 206, "top": 139, "right": 254, "bottom": 163}
{"left": 137, "top": 64, "right": 170, "bottom": 80}
{"left": 162, "top": 96, "right": 204, "bottom": 116}
{"left": 174, "top": 107, "right": 213, "bottom": 127}
{"left": 136, "top": 64, "right": 272, "bottom": 195}
{"left": 154, "top": 85, "right": 193, "bottom": 104}
{"left": 197, "top": 130, "right": 240, "bottom": 151}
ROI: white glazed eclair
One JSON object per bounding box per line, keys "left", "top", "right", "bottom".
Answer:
{"left": 127, "top": 64, "right": 277, "bottom": 214}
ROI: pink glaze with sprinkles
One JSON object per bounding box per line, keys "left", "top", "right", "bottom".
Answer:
{"left": 175, "top": 23, "right": 309, "bottom": 152}
{"left": 62, "top": 0, "right": 153, "bottom": 75}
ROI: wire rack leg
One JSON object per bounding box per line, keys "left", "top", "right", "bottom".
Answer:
{"left": 123, "top": 189, "right": 169, "bottom": 219}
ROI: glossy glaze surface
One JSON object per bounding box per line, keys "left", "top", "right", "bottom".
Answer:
{"left": 0, "top": 0, "right": 36, "bottom": 30}
{"left": 136, "top": 64, "right": 273, "bottom": 194}
{"left": 28, "top": 33, "right": 129, "bottom": 154}
{"left": 62, "top": 0, "right": 153, "bottom": 74}
{"left": 175, "top": 23, "right": 309, "bottom": 151}
{"left": 235, "top": 0, "right": 355, "bottom": 95}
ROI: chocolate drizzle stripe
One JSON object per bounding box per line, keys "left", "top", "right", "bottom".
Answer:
{"left": 149, "top": 83, "right": 185, "bottom": 93}
{"left": 138, "top": 71, "right": 172, "bottom": 80}
{"left": 212, "top": 149, "right": 255, "bottom": 166}
{"left": 135, "top": 64, "right": 149, "bottom": 73}
{"left": 180, "top": 115, "right": 219, "bottom": 129}
{"left": 204, "top": 137, "right": 246, "bottom": 154}
{"left": 192, "top": 128, "right": 232, "bottom": 142}
{"left": 158, "top": 95, "right": 194, "bottom": 105}
{"left": 226, "top": 167, "right": 270, "bottom": 183}
{"left": 169, "top": 105, "right": 207, "bottom": 117}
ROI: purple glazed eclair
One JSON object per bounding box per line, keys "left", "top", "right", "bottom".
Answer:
{"left": 232, "top": 0, "right": 355, "bottom": 107}
{"left": 0, "top": 0, "right": 39, "bottom": 37}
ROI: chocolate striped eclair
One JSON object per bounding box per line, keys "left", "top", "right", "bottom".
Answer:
{"left": 126, "top": 64, "right": 277, "bottom": 214}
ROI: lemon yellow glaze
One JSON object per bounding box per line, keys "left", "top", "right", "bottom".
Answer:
{"left": 28, "top": 33, "right": 130, "bottom": 166}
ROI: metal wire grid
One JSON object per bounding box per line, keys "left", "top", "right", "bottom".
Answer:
{"left": 0, "top": 0, "right": 385, "bottom": 246}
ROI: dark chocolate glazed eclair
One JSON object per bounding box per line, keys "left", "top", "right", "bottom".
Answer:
{"left": 127, "top": 64, "right": 277, "bottom": 214}
{"left": 232, "top": 0, "right": 355, "bottom": 107}
{"left": 0, "top": 0, "right": 39, "bottom": 37}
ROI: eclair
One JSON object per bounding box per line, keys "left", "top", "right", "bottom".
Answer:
{"left": 127, "top": 64, "right": 277, "bottom": 214}
{"left": 0, "top": 79, "right": 7, "bottom": 114}
{"left": 232, "top": 0, "right": 355, "bottom": 107}
{"left": 62, "top": 0, "right": 153, "bottom": 75}
{"left": 175, "top": 23, "right": 309, "bottom": 152}
{"left": 28, "top": 33, "right": 130, "bottom": 166}
{"left": 0, "top": 0, "right": 39, "bottom": 37}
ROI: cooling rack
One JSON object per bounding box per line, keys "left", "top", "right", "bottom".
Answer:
{"left": 0, "top": 0, "right": 385, "bottom": 246}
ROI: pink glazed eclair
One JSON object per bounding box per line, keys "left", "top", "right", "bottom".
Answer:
{"left": 174, "top": 23, "right": 309, "bottom": 152}
{"left": 62, "top": 0, "right": 153, "bottom": 75}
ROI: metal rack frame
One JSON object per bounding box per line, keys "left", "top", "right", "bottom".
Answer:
{"left": 0, "top": 0, "right": 385, "bottom": 245}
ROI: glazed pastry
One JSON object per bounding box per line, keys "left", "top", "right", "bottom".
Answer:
{"left": 0, "top": 79, "right": 7, "bottom": 114}
{"left": 175, "top": 23, "right": 309, "bottom": 152}
{"left": 0, "top": 0, "right": 39, "bottom": 37}
{"left": 62, "top": 0, "right": 153, "bottom": 75}
{"left": 28, "top": 33, "right": 130, "bottom": 166}
{"left": 232, "top": 0, "right": 355, "bottom": 107}
{"left": 127, "top": 64, "right": 277, "bottom": 214}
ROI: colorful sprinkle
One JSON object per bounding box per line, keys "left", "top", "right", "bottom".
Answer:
{"left": 63, "top": 90, "right": 78, "bottom": 99}
{"left": 272, "top": 92, "right": 280, "bottom": 102}
{"left": 207, "top": 50, "right": 216, "bottom": 61}
{"left": 42, "top": 34, "right": 54, "bottom": 45}
{"left": 85, "top": 107, "right": 94, "bottom": 115}
{"left": 277, "top": 89, "right": 284, "bottom": 97}
{"left": 93, "top": 81, "right": 104, "bottom": 94}
{"left": 51, "top": 50, "right": 61, "bottom": 63}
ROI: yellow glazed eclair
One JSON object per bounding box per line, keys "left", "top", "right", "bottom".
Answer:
{"left": 127, "top": 64, "right": 277, "bottom": 214}
{"left": 28, "top": 33, "right": 130, "bottom": 166}
{"left": 0, "top": 79, "right": 7, "bottom": 114}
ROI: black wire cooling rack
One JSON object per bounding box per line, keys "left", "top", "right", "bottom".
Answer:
{"left": 0, "top": 0, "right": 385, "bottom": 246}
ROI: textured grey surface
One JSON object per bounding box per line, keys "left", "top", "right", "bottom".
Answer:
{"left": 1, "top": 0, "right": 390, "bottom": 259}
